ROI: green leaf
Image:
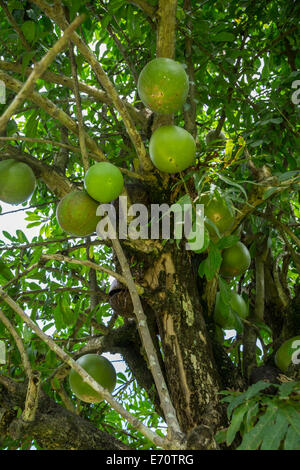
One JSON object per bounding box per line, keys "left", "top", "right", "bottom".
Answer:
{"left": 21, "top": 21, "right": 36, "bottom": 43}
{"left": 218, "top": 277, "right": 231, "bottom": 306}
{"left": 226, "top": 381, "right": 273, "bottom": 419}
{"left": 198, "top": 243, "right": 222, "bottom": 281}
{"left": 215, "top": 173, "right": 248, "bottom": 200}
{"left": 279, "top": 405, "right": 300, "bottom": 438}
{"left": 59, "top": 294, "right": 76, "bottom": 328}
{"left": 216, "top": 235, "right": 240, "bottom": 250}
{"left": 260, "top": 411, "right": 288, "bottom": 450}
{"left": 0, "top": 259, "right": 13, "bottom": 281}
{"left": 284, "top": 425, "right": 300, "bottom": 450}
{"left": 237, "top": 403, "right": 278, "bottom": 450}
{"left": 214, "top": 32, "right": 235, "bottom": 42}
{"left": 226, "top": 403, "right": 249, "bottom": 446}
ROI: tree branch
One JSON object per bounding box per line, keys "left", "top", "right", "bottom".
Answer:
{"left": 41, "top": 253, "right": 127, "bottom": 286}
{"left": 0, "top": 14, "right": 86, "bottom": 134}
{"left": 0, "top": 70, "right": 106, "bottom": 162}
{"left": 0, "top": 288, "right": 172, "bottom": 450}
{"left": 0, "top": 60, "right": 147, "bottom": 130}
{"left": 68, "top": 39, "right": 90, "bottom": 173}
{"left": 0, "top": 308, "right": 32, "bottom": 378}
{"left": 30, "top": 0, "right": 153, "bottom": 172}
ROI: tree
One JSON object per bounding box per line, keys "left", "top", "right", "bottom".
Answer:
{"left": 0, "top": 0, "right": 299, "bottom": 451}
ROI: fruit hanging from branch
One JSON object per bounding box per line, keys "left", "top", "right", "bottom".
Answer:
{"left": 220, "top": 241, "right": 251, "bottom": 278}
{"left": 137, "top": 57, "right": 189, "bottom": 114}
{"left": 56, "top": 190, "right": 101, "bottom": 237}
{"left": 200, "top": 193, "right": 235, "bottom": 240}
{"left": 69, "top": 354, "right": 117, "bottom": 403}
{"left": 274, "top": 336, "right": 300, "bottom": 373}
{"left": 149, "top": 125, "right": 196, "bottom": 173}
{"left": 214, "top": 291, "right": 249, "bottom": 330}
{"left": 84, "top": 162, "right": 124, "bottom": 204}
{"left": 0, "top": 159, "right": 36, "bottom": 205}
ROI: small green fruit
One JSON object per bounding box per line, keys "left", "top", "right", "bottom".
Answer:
{"left": 0, "top": 159, "right": 36, "bottom": 205}
{"left": 84, "top": 162, "right": 124, "bottom": 203}
{"left": 56, "top": 190, "right": 101, "bottom": 237}
{"left": 149, "top": 125, "right": 196, "bottom": 173}
{"left": 69, "top": 354, "right": 117, "bottom": 403}
{"left": 220, "top": 241, "right": 251, "bottom": 278}
{"left": 274, "top": 336, "right": 300, "bottom": 373}
{"left": 200, "top": 194, "right": 235, "bottom": 238}
{"left": 214, "top": 291, "right": 248, "bottom": 330}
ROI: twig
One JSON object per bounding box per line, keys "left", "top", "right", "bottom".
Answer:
{"left": 0, "top": 288, "right": 173, "bottom": 450}
{"left": 0, "top": 14, "right": 86, "bottom": 134}
{"left": 0, "top": 308, "right": 32, "bottom": 377}
{"left": 16, "top": 287, "right": 109, "bottom": 302}
{"left": 254, "top": 257, "right": 265, "bottom": 321}
{"left": 273, "top": 252, "right": 290, "bottom": 307}
{"left": 254, "top": 211, "right": 300, "bottom": 251}
{"left": 69, "top": 39, "right": 90, "bottom": 173}
{"left": 41, "top": 253, "right": 127, "bottom": 286}
{"left": 0, "top": 136, "right": 85, "bottom": 156}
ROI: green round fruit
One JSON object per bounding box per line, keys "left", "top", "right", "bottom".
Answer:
{"left": 0, "top": 159, "right": 36, "bottom": 205}
{"left": 200, "top": 194, "right": 235, "bottom": 237}
{"left": 274, "top": 336, "right": 300, "bottom": 373}
{"left": 56, "top": 190, "right": 101, "bottom": 237}
{"left": 214, "top": 291, "right": 248, "bottom": 330}
{"left": 205, "top": 129, "right": 226, "bottom": 148}
{"left": 149, "top": 125, "right": 196, "bottom": 173}
{"left": 138, "top": 57, "right": 189, "bottom": 114}
{"left": 220, "top": 241, "right": 251, "bottom": 278}
{"left": 69, "top": 354, "right": 117, "bottom": 403}
{"left": 84, "top": 162, "right": 124, "bottom": 203}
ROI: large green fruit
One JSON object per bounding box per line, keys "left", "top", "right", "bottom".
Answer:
{"left": 56, "top": 190, "right": 101, "bottom": 237}
{"left": 200, "top": 194, "right": 235, "bottom": 237}
{"left": 214, "top": 291, "right": 248, "bottom": 329}
{"left": 69, "top": 354, "right": 117, "bottom": 403}
{"left": 0, "top": 159, "right": 36, "bottom": 205}
{"left": 84, "top": 162, "right": 124, "bottom": 203}
{"left": 220, "top": 241, "right": 251, "bottom": 278}
{"left": 149, "top": 125, "right": 196, "bottom": 173}
{"left": 274, "top": 336, "right": 300, "bottom": 373}
{"left": 138, "top": 57, "right": 189, "bottom": 114}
